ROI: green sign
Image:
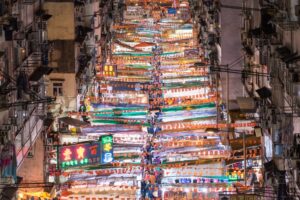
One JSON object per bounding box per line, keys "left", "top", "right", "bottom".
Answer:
{"left": 100, "top": 135, "right": 114, "bottom": 164}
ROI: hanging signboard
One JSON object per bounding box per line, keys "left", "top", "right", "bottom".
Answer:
{"left": 100, "top": 135, "right": 114, "bottom": 164}
{"left": 219, "top": 194, "right": 261, "bottom": 200}
{"left": 102, "top": 65, "right": 117, "bottom": 77}
{"left": 184, "top": 48, "right": 199, "bottom": 58}
{"left": 168, "top": 8, "right": 177, "bottom": 14}
{"left": 105, "top": 81, "right": 149, "bottom": 92}
{"left": 59, "top": 142, "right": 101, "bottom": 169}
{"left": 160, "top": 121, "right": 257, "bottom": 131}
{"left": 58, "top": 135, "right": 114, "bottom": 168}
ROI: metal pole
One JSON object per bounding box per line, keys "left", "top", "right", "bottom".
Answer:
{"left": 243, "top": 132, "right": 247, "bottom": 186}
{"left": 216, "top": 69, "right": 219, "bottom": 129}
{"left": 226, "top": 64, "right": 229, "bottom": 144}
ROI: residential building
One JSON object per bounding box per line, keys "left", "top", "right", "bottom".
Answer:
{"left": 240, "top": 0, "right": 300, "bottom": 198}
{"left": 0, "top": 0, "right": 54, "bottom": 199}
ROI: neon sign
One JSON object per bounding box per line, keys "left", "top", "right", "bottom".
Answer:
{"left": 100, "top": 135, "right": 114, "bottom": 164}
{"left": 103, "top": 65, "right": 117, "bottom": 77}
{"left": 59, "top": 142, "right": 101, "bottom": 168}
{"left": 76, "top": 146, "right": 85, "bottom": 159}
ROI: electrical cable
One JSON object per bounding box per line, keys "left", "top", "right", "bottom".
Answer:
{"left": 0, "top": 68, "right": 43, "bottom": 101}
{"left": 226, "top": 55, "right": 245, "bottom": 70}
{"left": 220, "top": 3, "right": 261, "bottom": 11}
{"left": 0, "top": 97, "right": 56, "bottom": 108}
{"left": 210, "top": 66, "right": 271, "bottom": 77}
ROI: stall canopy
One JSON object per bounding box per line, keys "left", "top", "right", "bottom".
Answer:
{"left": 59, "top": 117, "right": 90, "bottom": 127}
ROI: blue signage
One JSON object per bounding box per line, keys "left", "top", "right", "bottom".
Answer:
{"left": 100, "top": 135, "right": 114, "bottom": 164}
{"left": 168, "top": 8, "right": 176, "bottom": 14}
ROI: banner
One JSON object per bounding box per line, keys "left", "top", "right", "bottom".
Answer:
{"left": 190, "top": 150, "right": 231, "bottom": 157}
{"left": 164, "top": 163, "right": 224, "bottom": 177}
{"left": 159, "top": 139, "right": 219, "bottom": 148}
{"left": 184, "top": 48, "right": 199, "bottom": 58}
{"left": 160, "top": 121, "right": 257, "bottom": 131}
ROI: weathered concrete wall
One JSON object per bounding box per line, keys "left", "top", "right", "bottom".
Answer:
{"left": 46, "top": 73, "right": 76, "bottom": 98}
{"left": 44, "top": 2, "right": 75, "bottom": 40}
{"left": 46, "top": 73, "right": 77, "bottom": 112}
{"left": 220, "top": 0, "right": 244, "bottom": 105}
{"left": 48, "top": 40, "right": 75, "bottom": 73}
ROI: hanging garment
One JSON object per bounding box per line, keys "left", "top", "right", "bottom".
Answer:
{"left": 1, "top": 142, "right": 17, "bottom": 182}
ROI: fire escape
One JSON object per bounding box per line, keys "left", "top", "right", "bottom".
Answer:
{"left": 0, "top": 0, "right": 54, "bottom": 193}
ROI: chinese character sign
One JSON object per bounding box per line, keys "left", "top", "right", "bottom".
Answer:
{"left": 58, "top": 142, "right": 101, "bottom": 168}
{"left": 100, "top": 135, "right": 114, "bottom": 164}
{"left": 103, "top": 65, "right": 117, "bottom": 77}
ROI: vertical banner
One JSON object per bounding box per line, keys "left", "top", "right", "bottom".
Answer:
{"left": 100, "top": 135, "right": 114, "bottom": 164}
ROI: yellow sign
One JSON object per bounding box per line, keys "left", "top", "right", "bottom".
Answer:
{"left": 103, "top": 143, "right": 112, "bottom": 152}
{"left": 103, "top": 65, "right": 117, "bottom": 77}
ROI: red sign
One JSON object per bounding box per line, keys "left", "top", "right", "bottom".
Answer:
{"left": 59, "top": 142, "right": 101, "bottom": 168}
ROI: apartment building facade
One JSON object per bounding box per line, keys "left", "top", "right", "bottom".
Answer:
{"left": 240, "top": 0, "right": 300, "bottom": 199}
{"left": 0, "top": 0, "right": 55, "bottom": 199}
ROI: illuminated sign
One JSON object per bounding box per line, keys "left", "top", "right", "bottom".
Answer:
{"left": 103, "top": 65, "right": 117, "bottom": 77}
{"left": 100, "top": 135, "right": 114, "bottom": 164}
{"left": 168, "top": 8, "right": 176, "bottom": 14}
{"left": 184, "top": 48, "right": 199, "bottom": 58}
{"left": 58, "top": 142, "right": 101, "bottom": 168}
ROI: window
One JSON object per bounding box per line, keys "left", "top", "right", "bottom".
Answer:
{"left": 53, "top": 82, "right": 63, "bottom": 96}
